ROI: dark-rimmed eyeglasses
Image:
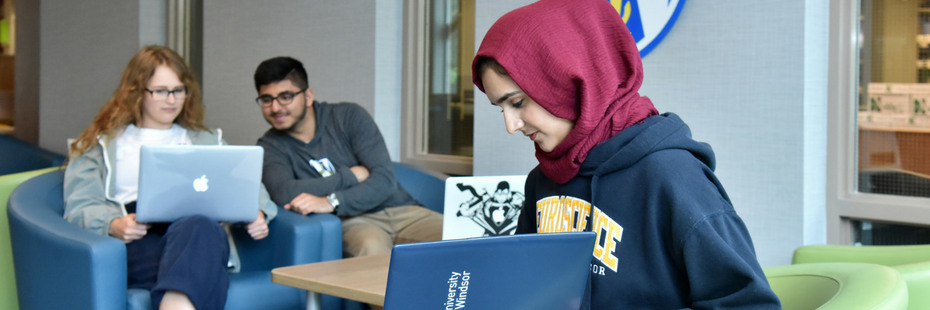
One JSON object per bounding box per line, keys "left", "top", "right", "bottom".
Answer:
{"left": 256, "top": 89, "right": 307, "bottom": 107}
{"left": 145, "top": 87, "right": 188, "bottom": 101}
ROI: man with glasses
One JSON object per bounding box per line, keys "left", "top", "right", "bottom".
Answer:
{"left": 253, "top": 57, "right": 443, "bottom": 259}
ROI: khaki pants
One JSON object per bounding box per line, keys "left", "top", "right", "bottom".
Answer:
{"left": 341, "top": 205, "right": 443, "bottom": 257}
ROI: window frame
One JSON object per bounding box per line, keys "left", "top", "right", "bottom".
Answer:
{"left": 827, "top": 0, "right": 930, "bottom": 244}
{"left": 400, "top": 0, "right": 473, "bottom": 175}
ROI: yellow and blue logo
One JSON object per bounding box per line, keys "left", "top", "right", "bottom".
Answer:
{"left": 608, "top": 0, "right": 686, "bottom": 57}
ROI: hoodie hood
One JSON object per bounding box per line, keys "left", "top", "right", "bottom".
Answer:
{"left": 580, "top": 113, "right": 715, "bottom": 177}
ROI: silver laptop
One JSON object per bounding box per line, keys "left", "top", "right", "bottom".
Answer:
{"left": 136, "top": 145, "right": 264, "bottom": 223}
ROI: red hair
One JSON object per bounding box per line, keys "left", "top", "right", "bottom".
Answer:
{"left": 70, "top": 46, "right": 207, "bottom": 157}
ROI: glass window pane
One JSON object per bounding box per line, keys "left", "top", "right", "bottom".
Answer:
{"left": 424, "top": 0, "right": 474, "bottom": 157}
{"left": 857, "top": 0, "right": 930, "bottom": 198}
{"left": 852, "top": 220, "right": 930, "bottom": 245}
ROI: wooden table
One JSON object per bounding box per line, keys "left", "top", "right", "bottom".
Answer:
{"left": 272, "top": 253, "right": 391, "bottom": 310}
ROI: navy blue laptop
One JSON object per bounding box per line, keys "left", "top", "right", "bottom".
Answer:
{"left": 383, "top": 232, "right": 595, "bottom": 310}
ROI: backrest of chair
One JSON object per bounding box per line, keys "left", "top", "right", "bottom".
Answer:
{"left": 794, "top": 244, "right": 930, "bottom": 267}
{"left": 393, "top": 162, "right": 448, "bottom": 213}
{"left": 10, "top": 170, "right": 67, "bottom": 216}
{"left": 0, "top": 135, "right": 66, "bottom": 176}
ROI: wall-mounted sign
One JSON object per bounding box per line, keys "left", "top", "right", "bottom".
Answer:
{"left": 609, "top": 0, "right": 686, "bottom": 57}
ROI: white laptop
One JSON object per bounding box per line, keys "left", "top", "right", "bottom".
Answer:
{"left": 136, "top": 145, "right": 264, "bottom": 223}
{"left": 442, "top": 175, "right": 527, "bottom": 240}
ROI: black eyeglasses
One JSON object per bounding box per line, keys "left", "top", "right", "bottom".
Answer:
{"left": 145, "top": 87, "right": 188, "bottom": 101}
{"left": 256, "top": 89, "right": 307, "bottom": 107}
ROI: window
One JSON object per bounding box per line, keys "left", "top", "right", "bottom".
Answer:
{"left": 401, "top": 0, "right": 475, "bottom": 175}
{"left": 828, "top": 0, "right": 930, "bottom": 244}
{"left": 0, "top": 0, "right": 15, "bottom": 133}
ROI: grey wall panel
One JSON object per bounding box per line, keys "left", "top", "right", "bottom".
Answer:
{"left": 201, "top": 0, "right": 377, "bottom": 146}
{"left": 14, "top": 0, "right": 40, "bottom": 144}
{"left": 39, "top": 0, "right": 140, "bottom": 154}
{"left": 139, "top": 0, "right": 167, "bottom": 47}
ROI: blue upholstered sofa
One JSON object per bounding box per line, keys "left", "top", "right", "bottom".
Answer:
{"left": 0, "top": 134, "right": 66, "bottom": 176}
{"left": 7, "top": 169, "right": 343, "bottom": 310}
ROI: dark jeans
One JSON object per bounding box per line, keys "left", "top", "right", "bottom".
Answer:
{"left": 124, "top": 208, "right": 230, "bottom": 310}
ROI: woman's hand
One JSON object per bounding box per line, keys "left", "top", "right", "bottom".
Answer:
{"left": 246, "top": 211, "right": 269, "bottom": 240}
{"left": 109, "top": 214, "right": 150, "bottom": 243}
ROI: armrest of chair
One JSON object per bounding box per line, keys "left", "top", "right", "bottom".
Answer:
{"left": 765, "top": 262, "right": 908, "bottom": 310}
{"left": 304, "top": 212, "right": 343, "bottom": 263}
{"left": 893, "top": 261, "right": 930, "bottom": 309}
{"left": 793, "top": 244, "right": 930, "bottom": 266}
{"left": 0, "top": 168, "right": 60, "bottom": 310}
{"left": 233, "top": 209, "right": 343, "bottom": 271}
{"left": 7, "top": 171, "right": 127, "bottom": 310}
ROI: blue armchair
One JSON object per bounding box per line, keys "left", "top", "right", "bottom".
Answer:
{"left": 7, "top": 170, "right": 343, "bottom": 310}
{"left": 0, "top": 134, "right": 66, "bottom": 176}
{"left": 392, "top": 162, "right": 448, "bottom": 213}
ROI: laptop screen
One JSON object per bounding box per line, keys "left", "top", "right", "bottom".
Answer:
{"left": 136, "top": 145, "right": 263, "bottom": 223}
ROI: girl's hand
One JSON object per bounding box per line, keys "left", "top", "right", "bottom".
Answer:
{"left": 109, "top": 214, "right": 150, "bottom": 243}
{"left": 246, "top": 211, "right": 269, "bottom": 240}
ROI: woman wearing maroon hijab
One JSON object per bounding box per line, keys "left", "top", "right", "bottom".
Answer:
{"left": 473, "top": 0, "right": 780, "bottom": 309}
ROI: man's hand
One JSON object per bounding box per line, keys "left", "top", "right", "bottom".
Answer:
{"left": 284, "top": 193, "right": 335, "bottom": 215}
{"left": 246, "top": 211, "right": 269, "bottom": 240}
{"left": 109, "top": 214, "right": 150, "bottom": 243}
{"left": 350, "top": 165, "right": 370, "bottom": 183}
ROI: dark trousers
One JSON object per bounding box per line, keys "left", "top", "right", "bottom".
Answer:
{"left": 125, "top": 214, "right": 230, "bottom": 310}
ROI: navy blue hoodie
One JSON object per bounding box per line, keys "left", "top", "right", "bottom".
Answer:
{"left": 516, "top": 113, "right": 781, "bottom": 309}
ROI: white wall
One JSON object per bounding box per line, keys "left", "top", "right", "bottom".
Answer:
{"left": 374, "top": 0, "right": 403, "bottom": 161}
{"left": 471, "top": 0, "right": 828, "bottom": 266}
{"left": 201, "top": 0, "right": 377, "bottom": 147}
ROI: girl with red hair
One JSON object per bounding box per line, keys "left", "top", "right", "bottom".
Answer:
{"left": 65, "top": 46, "right": 276, "bottom": 310}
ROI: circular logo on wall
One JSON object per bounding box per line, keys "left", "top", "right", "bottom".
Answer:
{"left": 609, "top": 0, "right": 686, "bottom": 57}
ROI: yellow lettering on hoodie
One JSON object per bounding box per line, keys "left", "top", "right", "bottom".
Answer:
{"left": 592, "top": 206, "right": 622, "bottom": 272}
{"left": 535, "top": 196, "right": 622, "bottom": 272}
{"left": 536, "top": 196, "right": 590, "bottom": 233}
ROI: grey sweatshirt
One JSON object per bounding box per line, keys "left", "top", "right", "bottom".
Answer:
{"left": 257, "top": 101, "right": 419, "bottom": 216}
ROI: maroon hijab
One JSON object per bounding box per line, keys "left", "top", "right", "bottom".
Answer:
{"left": 472, "top": 0, "right": 658, "bottom": 184}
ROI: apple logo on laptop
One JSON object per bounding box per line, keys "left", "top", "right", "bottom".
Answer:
{"left": 193, "top": 175, "right": 209, "bottom": 192}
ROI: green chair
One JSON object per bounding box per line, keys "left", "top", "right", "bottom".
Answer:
{"left": 794, "top": 244, "right": 930, "bottom": 310}
{"left": 764, "top": 262, "right": 908, "bottom": 310}
{"left": 0, "top": 167, "right": 60, "bottom": 310}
